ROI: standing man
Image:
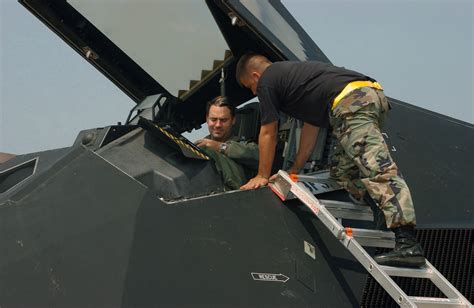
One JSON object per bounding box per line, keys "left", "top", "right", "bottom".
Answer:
{"left": 236, "top": 53, "right": 425, "bottom": 268}
{"left": 196, "top": 96, "right": 259, "bottom": 190}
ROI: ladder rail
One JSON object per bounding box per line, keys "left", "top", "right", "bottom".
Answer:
{"left": 269, "top": 170, "right": 473, "bottom": 308}
{"left": 286, "top": 176, "right": 346, "bottom": 240}
{"left": 424, "top": 260, "right": 472, "bottom": 304}
{"left": 408, "top": 297, "right": 467, "bottom": 308}
{"left": 319, "top": 199, "right": 374, "bottom": 221}
{"left": 343, "top": 234, "right": 416, "bottom": 307}
{"left": 383, "top": 262, "right": 472, "bottom": 304}
{"left": 272, "top": 171, "right": 416, "bottom": 307}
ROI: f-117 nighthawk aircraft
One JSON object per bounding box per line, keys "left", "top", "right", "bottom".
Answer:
{"left": 1, "top": 1, "right": 472, "bottom": 307}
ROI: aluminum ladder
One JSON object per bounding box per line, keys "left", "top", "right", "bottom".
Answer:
{"left": 269, "top": 170, "right": 472, "bottom": 308}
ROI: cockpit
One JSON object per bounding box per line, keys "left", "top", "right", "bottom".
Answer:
{"left": 15, "top": 0, "right": 334, "bottom": 200}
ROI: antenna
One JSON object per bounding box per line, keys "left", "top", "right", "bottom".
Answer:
{"left": 219, "top": 67, "right": 226, "bottom": 98}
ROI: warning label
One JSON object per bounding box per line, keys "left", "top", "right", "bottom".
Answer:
{"left": 251, "top": 272, "right": 289, "bottom": 283}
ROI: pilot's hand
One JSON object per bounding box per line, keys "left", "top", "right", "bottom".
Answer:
{"left": 195, "top": 138, "right": 221, "bottom": 151}
{"left": 240, "top": 175, "right": 269, "bottom": 190}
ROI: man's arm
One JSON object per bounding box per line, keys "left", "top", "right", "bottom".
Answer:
{"left": 240, "top": 121, "right": 278, "bottom": 190}
{"left": 287, "top": 122, "right": 319, "bottom": 174}
{"left": 196, "top": 138, "right": 258, "bottom": 169}
{"left": 195, "top": 138, "right": 221, "bottom": 151}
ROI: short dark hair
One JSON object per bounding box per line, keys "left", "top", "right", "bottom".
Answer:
{"left": 235, "top": 52, "right": 259, "bottom": 87}
{"left": 206, "top": 96, "right": 235, "bottom": 118}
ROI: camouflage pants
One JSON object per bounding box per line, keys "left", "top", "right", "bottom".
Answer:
{"left": 329, "top": 87, "right": 416, "bottom": 228}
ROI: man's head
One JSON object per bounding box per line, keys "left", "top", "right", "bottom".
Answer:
{"left": 236, "top": 53, "right": 272, "bottom": 95}
{"left": 206, "top": 96, "right": 236, "bottom": 142}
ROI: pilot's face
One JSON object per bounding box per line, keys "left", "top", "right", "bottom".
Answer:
{"left": 207, "top": 105, "right": 235, "bottom": 142}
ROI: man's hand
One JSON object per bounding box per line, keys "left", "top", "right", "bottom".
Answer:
{"left": 195, "top": 138, "right": 221, "bottom": 151}
{"left": 240, "top": 174, "right": 269, "bottom": 190}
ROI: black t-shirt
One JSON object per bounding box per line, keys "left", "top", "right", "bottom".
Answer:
{"left": 257, "top": 61, "right": 375, "bottom": 127}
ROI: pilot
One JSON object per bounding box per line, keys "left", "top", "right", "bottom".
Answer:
{"left": 196, "top": 96, "right": 258, "bottom": 190}
{"left": 235, "top": 53, "right": 425, "bottom": 268}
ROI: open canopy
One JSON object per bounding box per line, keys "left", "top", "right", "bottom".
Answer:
{"left": 19, "top": 0, "right": 329, "bottom": 129}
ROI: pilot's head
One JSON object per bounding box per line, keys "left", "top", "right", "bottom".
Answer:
{"left": 236, "top": 53, "right": 272, "bottom": 95}
{"left": 206, "top": 96, "right": 236, "bottom": 142}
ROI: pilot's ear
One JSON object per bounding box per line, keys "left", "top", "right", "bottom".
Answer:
{"left": 232, "top": 116, "right": 236, "bottom": 125}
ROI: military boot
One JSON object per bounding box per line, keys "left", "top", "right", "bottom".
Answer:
{"left": 363, "top": 194, "right": 389, "bottom": 231}
{"left": 374, "top": 225, "right": 426, "bottom": 268}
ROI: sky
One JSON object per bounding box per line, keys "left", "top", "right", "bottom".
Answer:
{"left": 1, "top": 0, "right": 473, "bottom": 155}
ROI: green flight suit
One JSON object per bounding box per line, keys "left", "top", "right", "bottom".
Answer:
{"left": 201, "top": 135, "right": 259, "bottom": 190}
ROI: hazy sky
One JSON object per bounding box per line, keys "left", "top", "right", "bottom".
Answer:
{"left": 1, "top": 0, "right": 472, "bottom": 154}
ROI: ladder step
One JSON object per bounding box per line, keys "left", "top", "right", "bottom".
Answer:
{"left": 270, "top": 170, "right": 472, "bottom": 308}
{"left": 320, "top": 199, "right": 373, "bottom": 221}
{"left": 178, "top": 89, "right": 187, "bottom": 98}
{"left": 213, "top": 59, "right": 224, "bottom": 69}
{"left": 408, "top": 296, "right": 466, "bottom": 307}
{"left": 201, "top": 69, "right": 212, "bottom": 79}
{"left": 348, "top": 228, "right": 395, "bottom": 248}
{"left": 224, "top": 49, "right": 232, "bottom": 59}
{"left": 270, "top": 171, "right": 342, "bottom": 201}
{"left": 189, "top": 80, "right": 199, "bottom": 89}
{"left": 296, "top": 170, "right": 333, "bottom": 181}
{"left": 295, "top": 173, "right": 341, "bottom": 191}
{"left": 381, "top": 264, "right": 433, "bottom": 278}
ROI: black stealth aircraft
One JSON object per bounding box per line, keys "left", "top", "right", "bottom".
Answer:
{"left": 1, "top": 1, "right": 473, "bottom": 307}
